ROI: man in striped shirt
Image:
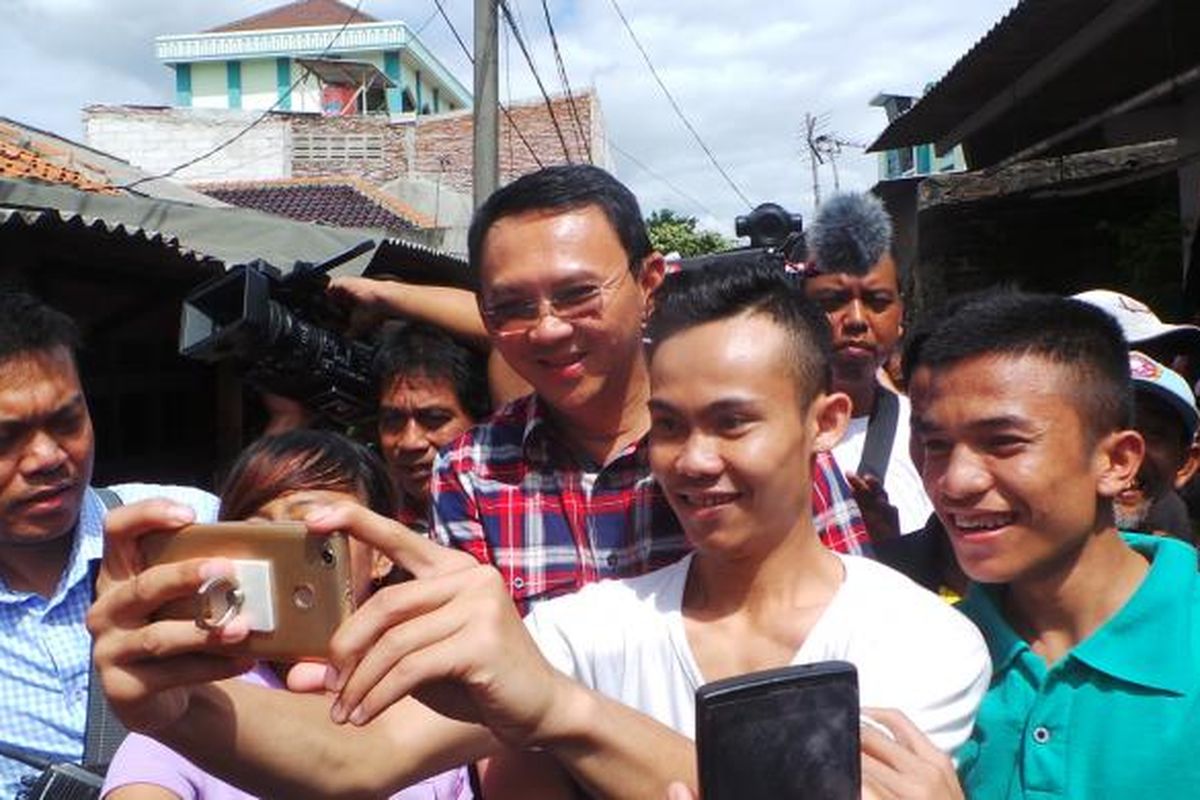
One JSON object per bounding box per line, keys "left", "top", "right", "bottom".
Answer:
{"left": 431, "top": 165, "right": 867, "bottom": 613}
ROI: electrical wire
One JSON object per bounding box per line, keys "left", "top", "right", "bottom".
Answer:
{"left": 539, "top": 0, "right": 592, "bottom": 164}
{"left": 605, "top": 0, "right": 752, "bottom": 209}
{"left": 432, "top": 0, "right": 545, "bottom": 169}
{"left": 498, "top": 0, "right": 574, "bottom": 163}
{"left": 609, "top": 140, "right": 719, "bottom": 220}
{"left": 122, "top": 0, "right": 368, "bottom": 190}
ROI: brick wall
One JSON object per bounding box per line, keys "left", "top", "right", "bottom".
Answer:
{"left": 84, "top": 90, "right": 610, "bottom": 197}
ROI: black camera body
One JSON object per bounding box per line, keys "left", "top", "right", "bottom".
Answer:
{"left": 179, "top": 242, "right": 377, "bottom": 426}
{"left": 679, "top": 203, "right": 805, "bottom": 273}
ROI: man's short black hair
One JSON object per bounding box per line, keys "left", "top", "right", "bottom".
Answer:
{"left": 807, "top": 192, "right": 894, "bottom": 276}
{"left": 644, "top": 260, "right": 833, "bottom": 407}
{"left": 468, "top": 165, "right": 652, "bottom": 276}
{"left": 916, "top": 291, "right": 1133, "bottom": 440}
{"left": 0, "top": 291, "right": 81, "bottom": 364}
{"left": 374, "top": 322, "right": 490, "bottom": 421}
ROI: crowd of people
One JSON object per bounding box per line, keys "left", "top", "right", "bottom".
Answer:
{"left": 2, "top": 163, "right": 1199, "bottom": 799}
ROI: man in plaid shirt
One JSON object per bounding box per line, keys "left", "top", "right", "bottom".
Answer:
{"left": 431, "top": 165, "right": 867, "bottom": 613}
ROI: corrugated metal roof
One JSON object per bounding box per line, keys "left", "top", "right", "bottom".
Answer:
{"left": 867, "top": 0, "right": 1200, "bottom": 168}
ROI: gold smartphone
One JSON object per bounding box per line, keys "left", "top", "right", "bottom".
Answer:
{"left": 139, "top": 522, "right": 356, "bottom": 660}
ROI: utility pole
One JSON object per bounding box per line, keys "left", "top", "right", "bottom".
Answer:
{"left": 473, "top": 0, "right": 499, "bottom": 208}
{"left": 803, "top": 112, "right": 824, "bottom": 208}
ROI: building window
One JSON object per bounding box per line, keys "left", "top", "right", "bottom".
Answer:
{"left": 227, "top": 61, "right": 242, "bottom": 110}
{"left": 384, "top": 50, "right": 402, "bottom": 113}
{"left": 175, "top": 63, "right": 192, "bottom": 107}
{"left": 433, "top": 87, "right": 440, "bottom": 113}
{"left": 415, "top": 70, "right": 423, "bottom": 115}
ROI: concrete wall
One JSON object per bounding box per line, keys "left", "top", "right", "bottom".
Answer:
{"left": 85, "top": 106, "right": 291, "bottom": 183}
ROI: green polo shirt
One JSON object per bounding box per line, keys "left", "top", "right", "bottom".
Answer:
{"left": 957, "top": 534, "right": 1200, "bottom": 799}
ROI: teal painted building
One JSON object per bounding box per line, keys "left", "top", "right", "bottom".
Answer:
{"left": 156, "top": 0, "right": 470, "bottom": 116}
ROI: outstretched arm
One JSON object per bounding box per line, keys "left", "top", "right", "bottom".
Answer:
{"left": 327, "top": 276, "right": 489, "bottom": 348}
{"left": 92, "top": 501, "right": 698, "bottom": 799}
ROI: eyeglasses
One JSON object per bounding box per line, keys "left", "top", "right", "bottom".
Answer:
{"left": 481, "top": 268, "right": 632, "bottom": 337}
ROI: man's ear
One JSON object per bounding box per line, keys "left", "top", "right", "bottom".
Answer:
{"left": 1096, "top": 429, "right": 1145, "bottom": 499}
{"left": 811, "top": 391, "right": 852, "bottom": 453}
{"left": 638, "top": 252, "right": 667, "bottom": 312}
{"left": 1173, "top": 440, "right": 1200, "bottom": 490}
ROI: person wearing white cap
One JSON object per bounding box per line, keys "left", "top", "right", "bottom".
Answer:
{"left": 1073, "top": 289, "right": 1200, "bottom": 380}
{"left": 1115, "top": 351, "right": 1200, "bottom": 541}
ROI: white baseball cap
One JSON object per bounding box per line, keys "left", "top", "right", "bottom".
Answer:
{"left": 1129, "top": 351, "right": 1200, "bottom": 441}
{"left": 1073, "top": 289, "right": 1200, "bottom": 351}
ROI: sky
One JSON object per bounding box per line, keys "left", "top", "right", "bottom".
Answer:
{"left": 0, "top": 0, "right": 1018, "bottom": 236}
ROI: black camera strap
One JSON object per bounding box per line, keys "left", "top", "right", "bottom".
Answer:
{"left": 83, "top": 488, "right": 128, "bottom": 772}
{"left": 857, "top": 385, "right": 899, "bottom": 483}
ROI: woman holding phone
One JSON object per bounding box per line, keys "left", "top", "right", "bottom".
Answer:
{"left": 101, "top": 429, "right": 472, "bottom": 800}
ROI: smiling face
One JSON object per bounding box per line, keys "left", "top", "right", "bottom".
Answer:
{"left": 478, "top": 204, "right": 662, "bottom": 420}
{"left": 0, "top": 347, "right": 94, "bottom": 547}
{"left": 648, "top": 312, "right": 847, "bottom": 556}
{"left": 804, "top": 254, "right": 903, "bottom": 398}
{"left": 377, "top": 373, "right": 474, "bottom": 508}
{"left": 915, "top": 354, "right": 1139, "bottom": 584}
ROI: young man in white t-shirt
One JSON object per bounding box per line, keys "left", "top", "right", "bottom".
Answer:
{"left": 87, "top": 261, "right": 985, "bottom": 799}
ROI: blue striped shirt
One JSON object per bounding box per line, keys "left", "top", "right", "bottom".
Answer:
{"left": 0, "top": 484, "right": 218, "bottom": 798}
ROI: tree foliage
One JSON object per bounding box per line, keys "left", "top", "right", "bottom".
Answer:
{"left": 646, "top": 209, "right": 730, "bottom": 258}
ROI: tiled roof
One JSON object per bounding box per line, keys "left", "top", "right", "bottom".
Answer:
{"left": 0, "top": 138, "right": 118, "bottom": 195}
{"left": 198, "top": 177, "right": 430, "bottom": 235}
{"left": 208, "top": 0, "right": 378, "bottom": 33}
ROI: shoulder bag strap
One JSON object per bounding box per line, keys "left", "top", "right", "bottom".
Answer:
{"left": 856, "top": 385, "right": 899, "bottom": 482}
{"left": 84, "top": 488, "right": 128, "bottom": 772}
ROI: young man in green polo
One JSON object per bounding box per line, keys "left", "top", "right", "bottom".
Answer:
{"left": 909, "top": 291, "right": 1200, "bottom": 798}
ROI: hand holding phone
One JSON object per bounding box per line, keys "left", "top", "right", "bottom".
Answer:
{"left": 695, "top": 661, "right": 861, "bottom": 800}
{"left": 138, "top": 522, "right": 355, "bottom": 660}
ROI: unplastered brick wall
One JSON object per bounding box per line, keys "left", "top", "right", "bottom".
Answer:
{"left": 409, "top": 91, "right": 607, "bottom": 195}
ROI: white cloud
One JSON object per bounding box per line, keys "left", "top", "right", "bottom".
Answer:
{"left": 0, "top": 0, "right": 1018, "bottom": 234}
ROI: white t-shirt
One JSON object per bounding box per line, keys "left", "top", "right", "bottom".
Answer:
{"left": 832, "top": 392, "right": 933, "bottom": 533}
{"left": 525, "top": 552, "right": 990, "bottom": 754}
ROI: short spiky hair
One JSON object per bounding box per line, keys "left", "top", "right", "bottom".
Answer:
{"left": 468, "top": 164, "right": 651, "bottom": 276}
{"left": 0, "top": 291, "right": 81, "bottom": 364}
{"left": 644, "top": 260, "right": 832, "bottom": 407}
{"left": 917, "top": 291, "right": 1133, "bottom": 440}
{"left": 807, "top": 192, "right": 893, "bottom": 275}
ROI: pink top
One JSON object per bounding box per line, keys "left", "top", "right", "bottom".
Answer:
{"left": 101, "top": 664, "right": 473, "bottom": 800}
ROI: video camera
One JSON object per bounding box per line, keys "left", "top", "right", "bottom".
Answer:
{"left": 179, "top": 241, "right": 378, "bottom": 426}
{"left": 679, "top": 203, "right": 805, "bottom": 273}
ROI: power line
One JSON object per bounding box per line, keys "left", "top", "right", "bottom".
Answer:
{"left": 609, "top": 140, "right": 719, "bottom": 221}
{"left": 605, "top": 0, "right": 752, "bottom": 209}
{"left": 498, "top": 0, "right": 574, "bottom": 163}
{"left": 539, "top": 0, "right": 592, "bottom": 163}
{"left": 122, "top": 0, "right": 368, "bottom": 190}
{"left": 432, "top": 0, "right": 545, "bottom": 169}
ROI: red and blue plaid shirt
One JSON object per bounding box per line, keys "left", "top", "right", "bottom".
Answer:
{"left": 431, "top": 395, "right": 868, "bottom": 614}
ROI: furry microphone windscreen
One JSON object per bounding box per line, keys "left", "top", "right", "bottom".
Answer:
{"left": 807, "top": 192, "right": 893, "bottom": 274}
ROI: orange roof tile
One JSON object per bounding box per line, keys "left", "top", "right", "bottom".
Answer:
{"left": 208, "top": 0, "right": 378, "bottom": 33}
{"left": 0, "top": 141, "right": 118, "bottom": 195}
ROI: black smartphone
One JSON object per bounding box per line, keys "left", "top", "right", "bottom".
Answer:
{"left": 695, "top": 660, "right": 860, "bottom": 800}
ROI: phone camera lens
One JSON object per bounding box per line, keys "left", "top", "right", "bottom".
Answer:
{"left": 321, "top": 546, "right": 336, "bottom": 567}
